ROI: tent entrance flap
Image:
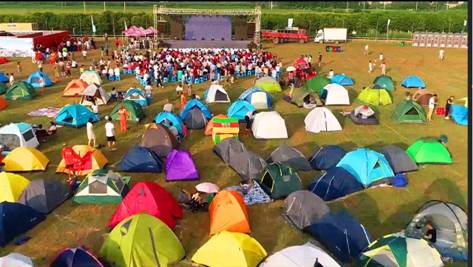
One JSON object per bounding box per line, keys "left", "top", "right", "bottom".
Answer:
{"left": 215, "top": 91, "right": 228, "bottom": 101}
{"left": 261, "top": 172, "right": 274, "bottom": 190}
{"left": 406, "top": 108, "right": 419, "bottom": 115}
{"left": 89, "top": 181, "right": 107, "bottom": 194}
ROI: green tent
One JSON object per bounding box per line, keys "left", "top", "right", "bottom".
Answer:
{"left": 291, "top": 87, "right": 323, "bottom": 107}
{"left": 100, "top": 213, "right": 185, "bottom": 267}
{"left": 373, "top": 75, "right": 395, "bottom": 91}
{"left": 306, "top": 76, "right": 330, "bottom": 94}
{"left": 110, "top": 100, "right": 145, "bottom": 122}
{"left": 255, "top": 77, "right": 282, "bottom": 93}
{"left": 406, "top": 139, "right": 452, "bottom": 164}
{"left": 5, "top": 81, "right": 36, "bottom": 100}
{"left": 392, "top": 100, "right": 426, "bottom": 123}
{"left": 357, "top": 87, "right": 392, "bottom": 106}
{"left": 0, "top": 82, "right": 7, "bottom": 95}
{"left": 255, "top": 163, "right": 302, "bottom": 199}
{"left": 73, "top": 169, "right": 131, "bottom": 204}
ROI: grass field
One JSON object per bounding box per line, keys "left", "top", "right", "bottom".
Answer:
{"left": 0, "top": 40, "right": 468, "bottom": 266}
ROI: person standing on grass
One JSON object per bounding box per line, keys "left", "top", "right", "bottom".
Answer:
{"left": 118, "top": 105, "right": 129, "bottom": 133}
{"left": 379, "top": 53, "right": 384, "bottom": 62}
{"left": 61, "top": 143, "right": 76, "bottom": 182}
{"left": 180, "top": 91, "right": 188, "bottom": 111}
{"left": 380, "top": 61, "right": 386, "bottom": 75}
{"left": 317, "top": 52, "right": 323, "bottom": 68}
{"left": 104, "top": 116, "right": 117, "bottom": 151}
{"left": 445, "top": 96, "right": 454, "bottom": 120}
{"left": 438, "top": 49, "right": 445, "bottom": 61}
{"left": 364, "top": 44, "right": 369, "bottom": 55}
{"left": 8, "top": 73, "right": 14, "bottom": 86}
{"left": 368, "top": 60, "right": 373, "bottom": 73}
{"left": 16, "top": 61, "right": 22, "bottom": 74}
{"left": 427, "top": 94, "right": 438, "bottom": 122}
{"left": 86, "top": 119, "right": 96, "bottom": 148}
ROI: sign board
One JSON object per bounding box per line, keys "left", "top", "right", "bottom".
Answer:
{"left": 288, "top": 18, "right": 293, "bottom": 29}
{"left": 0, "top": 23, "right": 33, "bottom": 32}
{"left": 413, "top": 32, "right": 467, "bottom": 49}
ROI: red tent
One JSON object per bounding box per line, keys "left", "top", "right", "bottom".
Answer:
{"left": 294, "top": 58, "right": 309, "bottom": 70}
{"left": 0, "top": 57, "right": 9, "bottom": 64}
{"left": 108, "top": 181, "right": 183, "bottom": 229}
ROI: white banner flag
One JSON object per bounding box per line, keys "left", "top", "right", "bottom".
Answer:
{"left": 387, "top": 19, "right": 391, "bottom": 26}
{"left": 91, "top": 15, "right": 96, "bottom": 33}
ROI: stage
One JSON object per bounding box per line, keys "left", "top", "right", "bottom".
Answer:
{"left": 162, "top": 40, "right": 251, "bottom": 49}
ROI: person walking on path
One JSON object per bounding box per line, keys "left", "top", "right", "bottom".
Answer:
{"left": 317, "top": 52, "right": 323, "bottom": 68}
{"left": 104, "top": 116, "right": 117, "bottom": 151}
{"left": 368, "top": 60, "right": 373, "bottom": 73}
{"left": 445, "top": 96, "right": 454, "bottom": 120}
{"left": 364, "top": 44, "right": 369, "bottom": 55}
{"left": 118, "top": 105, "right": 128, "bottom": 133}
{"left": 380, "top": 61, "right": 386, "bottom": 75}
{"left": 438, "top": 49, "right": 445, "bottom": 61}
{"left": 86, "top": 119, "right": 96, "bottom": 147}
{"left": 427, "top": 94, "right": 438, "bottom": 122}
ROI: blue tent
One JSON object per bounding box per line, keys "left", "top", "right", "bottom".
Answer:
{"left": 154, "top": 111, "right": 184, "bottom": 135}
{"left": 0, "top": 72, "right": 8, "bottom": 83}
{"left": 238, "top": 87, "right": 272, "bottom": 109}
{"left": 450, "top": 104, "right": 468, "bottom": 126}
{"left": 309, "top": 167, "right": 364, "bottom": 201}
{"left": 305, "top": 211, "right": 371, "bottom": 263}
{"left": 180, "top": 99, "right": 212, "bottom": 120}
{"left": 55, "top": 104, "right": 99, "bottom": 128}
{"left": 331, "top": 74, "right": 354, "bottom": 86}
{"left": 26, "top": 71, "right": 54, "bottom": 88}
{"left": 50, "top": 247, "right": 103, "bottom": 267}
{"left": 118, "top": 146, "right": 163, "bottom": 173}
{"left": 309, "top": 145, "right": 347, "bottom": 170}
{"left": 401, "top": 75, "right": 425, "bottom": 88}
{"left": 336, "top": 148, "right": 394, "bottom": 187}
{"left": 227, "top": 100, "right": 256, "bottom": 121}
{"left": 0, "top": 202, "right": 45, "bottom": 246}
{"left": 124, "top": 88, "right": 149, "bottom": 107}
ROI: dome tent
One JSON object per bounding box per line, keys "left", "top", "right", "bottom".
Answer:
{"left": 450, "top": 104, "right": 468, "bottom": 126}
{"left": 402, "top": 75, "right": 425, "bottom": 88}
{"left": 56, "top": 145, "right": 108, "bottom": 175}
{"left": 0, "top": 82, "right": 7, "bottom": 95}
{"left": 373, "top": 75, "right": 395, "bottom": 91}
{"left": 118, "top": 146, "right": 163, "bottom": 173}
{"left": 124, "top": 88, "right": 149, "bottom": 107}
{"left": 304, "top": 107, "right": 342, "bottom": 133}
{"left": 205, "top": 114, "right": 227, "bottom": 136}
{"left": 412, "top": 89, "right": 435, "bottom": 106}
{"left": 63, "top": 79, "right": 89, "bottom": 97}
{"left": 18, "top": 179, "right": 70, "bottom": 213}
{"left": 309, "top": 145, "right": 347, "bottom": 170}
{"left": 155, "top": 111, "right": 185, "bottom": 136}
{"left": 50, "top": 247, "right": 104, "bottom": 267}
{"left": 0, "top": 253, "right": 34, "bottom": 267}
{"left": 260, "top": 242, "right": 341, "bottom": 267}
{"left": 282, "top": 190, "right": 330, "bottom": 230}
{"left": 227, "top": 100, "right": 255, "bottom": 121}
{"left": 5, "top": 81, "right": 36, "bottom": 100}
{"left": 331, "top": 73, "right": 354, "bottom": 86}
{"left": 255, "top": 76, "right": 282, "bottom": 92}
{"left": 392, "top": 100, "right": 427, "bottom": 124}
{"left": 350, "top": 105, "right": 379, "bottom": 125}
{"left": 320, "top": 83, "right": 350, "bottom": 105}
{"left": 3, "top": 147, "right": 49, "bottom": 171}
{"left": 73, "top": 169, "right": 131, "bottom": 204}
{"left": 165, "top": 149, "right": 199, "bottom": 181}
{"left": 26, "top": 71, "right": 53, "bottom": 88}
{"left": 309, "top": 167, "right": 364, "bottom": 201}
{"left": 380, "top": 145, "right": 418, "bottom": 174}
{"left": 305, "top": 76, "right": 330, "bottom": 94}
{"left": 238, "top": 87, "right": 271, "bottom": 110}
{"left": 0, "top": 122, "right": 39, "bottom": 153}
{"left": 110, "top": 100, "right": 145, "bottom": 122}
{"left": 0, "top": 202, "right": 45, "bottom": 246}
{"left": 0, "top": 72, "right": 8, "bottom": 83}
{"left": 80, "top": 83, "right": 110, "bottom": 106}
{"left": 267, "top": 145, "right": 312, "bottom": 171}
{"left": 209, "top": 190, "right": 250, "bottom": 235}
{"left": 406, "top": 139, "right": 452, "bottom": 164}
{"left": 290, "top": 87, "right": 323, "bottom": 107}
{"left": 140, "top": 124, "right": 179, "bottom": 157}
{"left": 256, "top": 163, "right": 302, "bottom": 199}
{"left": 180, "top": 99, "right": 213, "bottom": 129}
{"left": 80, "top": 70, "right": 102, "bottom": 85}
{"left": 357, "top": 87, "right": 392, "bottom": 106}
{"left": 204, "top": 84, "right": 230, "bottom": 103}
{"left": 55, "top": 104, "right": 99, "bottom": 128}
{"left": 0, "top": 172, "right": 30, "bottom": 202}
{"left": 252, "top": 111, "right": 288, "bottom": 139}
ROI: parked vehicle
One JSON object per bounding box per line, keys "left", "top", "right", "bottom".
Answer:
{"left": 314, "top": 28, "right": 348, "bottom": 43}
{"left": 262, "top": 27, "right": 309, "bottom": 44}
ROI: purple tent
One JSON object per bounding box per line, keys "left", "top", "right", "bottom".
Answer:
{"left": 165, "top": 149, "right": 199, "bottom": 181}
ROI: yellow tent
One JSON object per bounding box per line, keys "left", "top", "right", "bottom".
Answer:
{"left": 3, "top": 147, "right": 49, "bottom": 171}
{"left": 192, "top": 231, "right": 267, "bottom": 267}
{"left": 0, "top": 172, "right": 30, "bottom": 202}
{"left": 56, "top": 145, "right": 108, "bottom": 175}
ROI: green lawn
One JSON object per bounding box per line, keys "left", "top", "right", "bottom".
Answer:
{"left": 0, "top": 40, "right": 467, "bottom": 266}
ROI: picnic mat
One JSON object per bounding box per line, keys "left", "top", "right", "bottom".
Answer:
{"left": 28, "top": 107, "right": 61, "bottom": 118}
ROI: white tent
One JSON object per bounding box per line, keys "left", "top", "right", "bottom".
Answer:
{"left": 80, "top": 70, "right": 102, "bottom": 85}
{"left": 205, "top": 84, "right": 230, "bottom": 103}
{"left": 0, "top": 253, "right": 34, "bottom": 267}
{"left": 252, "top": 111, "right": 288, "bottom": 139}
{"left": 80, "top": 84, "right": 110, "bottom": 106}
{"left": 304, "top": 107, "right": 342, "bottom": 133}
{"left": 0, "top": 123, "right": 39, "bottom": 153}
{"left": 322, "top": 83, "right": 350, "bottom": 105}
{"left": 260, "top": 242, "right": 341, "bottom": 267}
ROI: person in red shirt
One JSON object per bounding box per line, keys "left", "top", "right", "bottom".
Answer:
{"left": 61, "top": 144, "right": 77, "bottom": 182}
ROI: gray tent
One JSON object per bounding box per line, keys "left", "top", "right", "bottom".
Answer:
{"left": 380, "top": 145, "right": 418, "bottom": 173}
{"left": 213, "top": 138, "right": 246, "bottom": 164}
{"left": 18, "top": 179, "right": 70, "bottom": 213}
{"left": 140, "top": 125, "right": 179, "bottom": 157}
{"left": 183, "top": 108, "right": 208, "bottom": 129}
{"left": 267, "top": 145, "right": 312, "bottom": 171}
{"left": 283, "top": 190, "right": 330, "bottom": 230}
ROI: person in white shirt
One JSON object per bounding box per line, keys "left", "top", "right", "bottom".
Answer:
{"left": 176, "top": 84, "right": 183, "bottom": 96}
{"left": 163, "top": 100, "right": 173, "bottom": 113}
{"left": 327, "top": 69, "right": 334, "bottom": 79}
{"left": 91, "top": 102, "right": 99, "bottom": 114}
{"left": 427, "top": 94, "right": 438, "bottom": 122}
{"left": 86, "top": 119, "right": 96, "bottom": 147}
{"left": 8, "top": 73, "right": 14, "bottom": 86}
{"left": 368, "top": 60, "right": 373, "bottom": 73}
{"left": 379, "top": 53, "right": 384, "bottom": 61}
{"left": 438, "top": 49, "right": 445, "bottom": 61}
{"left": 104, "top": 116, "right": 117, "bottom": 151}
{"left": 364, "top": 44, "right": 369, "bottom": 55}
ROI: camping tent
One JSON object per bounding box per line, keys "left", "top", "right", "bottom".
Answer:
{"left": 0, "top": 96, "right": 6, "bottom": 111}
{"left": 26, "top": 71, "right": 53, "bottom": 88}
{"left": 0, "top": 72, "right": 8, "bottom": 83}
{"left": 205, "top": 114, "right": 228, "bottom": 136}
{"left": 336, "top": 148, "right": 395, "bottom": 187}
{"left": 282, "top": 190, "right": 330, "bottom": 230}
{"left": 350, "top": 105, "right": 379, "bottom": 125}
{"left": 290, "top": 87, "right": 323, "bottom": 107}
{"left": 100, "top": 213, "right": 185, "bottom": 267}
{"left": 210, "top": 116, "right": 239, "bottom": 144}
{"left": 412, "top": 89, "right": 434, "bottom": 106}
{"left": 305, "top": 211, "right": 371, "bottom": 263}
{"left": 5, "top": 81, "right": 36, "bottom": 100}
{"left": 50, "top": 247, "right": 103, "bottom": 267}
{"left": 0, "top": 202, "right": 45, "bottom": 246}
{"left": 155, "top": 111, "right": 185, "bottom": 136}
{"left": 256, "top": 163, "right": 302, "bottom": 199}
{"left": 373, "top": 75, "right": 395, "bottom": 91}
{"left": 73, "top": 169, "right": 131, "bottom": 204}
{"left": 63, "top": 79, "right": 89, "bottom": 97}
{"left": 252, "top": 111, "right": 288, "bottom": 139}
{"left": 227, "top": 100, "right": 256, "bottom": 121}
{"left": 110, "top": 100, "right": 144, "bottom": 122}
{"left": 0, "top": 172, "right": 30, "bottom": 202}
{"left": 124, "top": 88, "right": 149, "bottom": 107}
{"left": 0, "top": 253, "right": 34, "bottom": 267}
{"left": 304, "top": 107, "right": 342, "bottom": 133}
{"left": 118, "top": 146, "right": 163, "bottom": 173}
{"left": 405, "top": 200, "right": 468, "bottom": 261}
{"left": 165, "top": 149, "right": 199, "bottom": 181}
{"left": 260, "top": 242, "right": 341, "bottom": 267}
{"left": 306, "top": 76, "right": 330, "bottom": 94}
{"left": 392, "top": 100, "right": 427, "bottom": 123}
{"left": 402, "top": 75, "right": 425, "bottom": 88}
{"left": 55, "top": 104, "right": 99, "bottom": 127}
{"left": 309, "top": 167, "right": 364, "bottom": 201}
{"left": 255, "top": 76, "right": 282, "bottom": 92}
{"left": 204, "top": 84, "right": 230, "bottom": 103}
{"left": 406, "top": 139, "right": 452, "bottom": 164}
{"left": 140, "top": 125, "right": 179, "bottom": 157}
{"left": 18, "top": 179, "right": 69, "bottom": 214}
{"left": 239, "top": 87, "right": 271, "bottom": 110}
{"left": 192, "top": 231, "right": 267, "bottom": 267}
{"left": 357, "top": 87, "right": 392, "bottom": 106}
{"left": 0, "top": 82, "right": 7, "bottom": 95}
{"left": 309, "top": 145, "right": 347, "bottom": 170}
{"left": 267, "top": 145, "right": 312, "bottom": 171}
{"left": 320, "top": 83, "right": 350, "bottom": 105}
{"left": 3, "top": 147, "right": 49, "bottom": 171}
{"left": 0, "top": 57, "right": 8, "bottom": 64}
{"left": 80, "top": 83, "right": 110, "bottom": 106}
{"left": 180, "top": 99, "right": 212, "bottom": 129}
{"left": 80, "top": 70, "right": 102, "bottom": 85}
{"left": 450, "top": 104, "right": 468, "bottom": 126}
{"left": 56, "top": 145, "right": 108, "bottom": 175}
{"left": 209, "top": 190, "right": 250, "bottom": 235}
{"left": 331, "top": 74, "right": 354, "bottom": 86}
{"left": 108, "top": 181, "right": 183, "bottom": 229}
{"left": 358, "top": 234, "right": 443, "bottom": 267}
{"left": 380, "top": 145, "right": 418, "bottom": 174}
{"left": 0, "top": 123, "right": 39, "bottom": 153}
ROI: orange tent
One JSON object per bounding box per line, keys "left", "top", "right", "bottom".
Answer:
{"left": 205, "top": 114, "right": 228, "bottom": 136}
{"left": 209, "top": 190, "right": 250, "bottom": 235}
{"left": 0, "top": 96, "right": 7, "bottom": 110}
{"left": 56, "top": 145, "right": 108, "bottom": 175}
{"left": 63, "top": 79, "right": 89, "bottom": 97}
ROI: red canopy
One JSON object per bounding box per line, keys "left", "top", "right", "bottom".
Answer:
{"left": 0, "top": 57, "right": 8, "bottom": 64}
